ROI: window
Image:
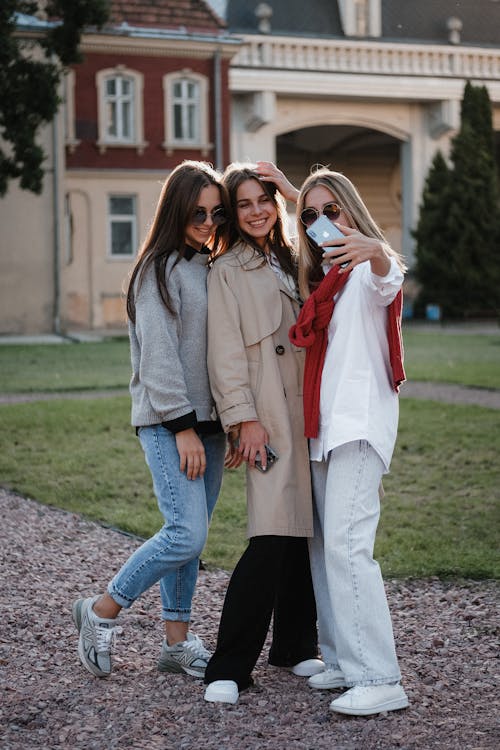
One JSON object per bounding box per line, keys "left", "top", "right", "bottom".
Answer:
{"left": 105, "top": 75, "right": 134, "bottom": 141}
{"left": 108, "top": 195, "right": 137, "bottom": 258}
{"left": 163, "top": 71, "right": 212, "bottom": 156}
{"left": 173, "top": 78, "right": 199, "bottom": 142}
{"left": 96, "top": 68, "right": 147, "bottom": 154}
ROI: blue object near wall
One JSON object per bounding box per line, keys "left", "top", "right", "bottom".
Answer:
{"left": 426, "top": 304, "right": 442, "bottom": 321}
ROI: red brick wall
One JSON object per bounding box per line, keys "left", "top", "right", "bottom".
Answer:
{"left": 67, "top": 52, "right": 231, "bottom": 170}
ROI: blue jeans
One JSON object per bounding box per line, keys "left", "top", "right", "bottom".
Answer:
{"left": 309, "top": 440, "right": 402, "bottom": 686}
{"left": 108, "top": 426, "right": 226, "bottom": 621}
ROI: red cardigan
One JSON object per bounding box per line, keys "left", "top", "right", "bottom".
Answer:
{"left": 289, "top": 264, "right": 406, "bottom": 438}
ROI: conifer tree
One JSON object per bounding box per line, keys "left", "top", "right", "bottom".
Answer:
{"left": 413, "top": 150, "right": 450, "bottom": 313}
{"left": 415, "top": 81, "right": 500, "bottom": 318}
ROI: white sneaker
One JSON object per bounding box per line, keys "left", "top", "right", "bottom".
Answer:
{"left": 291, "top": 658, "right": 326, "bottom": 677}
{"left": 204, "top": 680, "right": 239, "bottom": 704}
{"left": 330, "top": 684, "right": 409, "bottom": 716}
{"left": 308, "top": 666, "right": 346, "bottom": 689}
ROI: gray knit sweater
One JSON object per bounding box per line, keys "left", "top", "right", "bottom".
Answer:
{"left": 129, "top": 250, "right": 218, "bottom": 431}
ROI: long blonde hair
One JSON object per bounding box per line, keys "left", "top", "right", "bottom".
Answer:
{"left": 296, "top": 168, "right": 406, "bottom": 300}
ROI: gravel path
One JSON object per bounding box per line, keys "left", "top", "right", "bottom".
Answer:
{"left": 0, "top": 488, "right": 498, "bottom": 750}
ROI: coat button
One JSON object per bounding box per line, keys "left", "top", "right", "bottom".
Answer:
{"left": 275, "top": 345, "right": 285, "bottom": 355}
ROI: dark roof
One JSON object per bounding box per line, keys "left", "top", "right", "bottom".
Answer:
{"left": 382, "top": 0, "right": 500, "bottom": 46}
{"left": 226, "top": 0, "right": 342, "bottom": 37}
{"left": 108, "top": 0, "right": 226, "bottom": 33}
{"left": 225, "top": 0, "right": 500, "bottom": 45}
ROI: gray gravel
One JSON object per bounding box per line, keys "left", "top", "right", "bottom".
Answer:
{"left": 0, "top": 487, "right": 498, "bottom": 750}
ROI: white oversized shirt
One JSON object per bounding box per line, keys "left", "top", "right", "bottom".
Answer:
{"left": 309, "top": 257, "right": 404, "bottom": 471}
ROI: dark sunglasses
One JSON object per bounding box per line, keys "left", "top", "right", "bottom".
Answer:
{"left": 191, "top": 207, "right": 227, "bottom": 226}
{"left": 300, "top": 202, "right": 342, "bottom": 227}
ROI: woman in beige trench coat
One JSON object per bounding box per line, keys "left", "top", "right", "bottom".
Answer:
{"left": 203, "top": 162, "right": 323, "bottom": 705}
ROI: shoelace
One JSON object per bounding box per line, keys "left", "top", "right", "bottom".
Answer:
{"left": 184, "top": 635, "right": 210, "bottom": 660}
{"left": 95, "top": 624, "right": 123, "bottom": 653}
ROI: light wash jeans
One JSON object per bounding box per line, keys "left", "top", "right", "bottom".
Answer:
{"left": 108, "top": 425, "right": 226, "bottom": 621}
{"left": 309, "top": 440, "right": 402, "bottom": 686}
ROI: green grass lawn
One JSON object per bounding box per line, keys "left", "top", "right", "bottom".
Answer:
{"left": 0, "top": 395, "right": 498, "bottom": 578}
{"left": 402, "top": 329, "right": 500, "bottom": 388}
{"left": 0, "top": 339, "right": 130, "bottom": 393}
{"left": 0, "top": 329, "right": 499, "bottom": 393}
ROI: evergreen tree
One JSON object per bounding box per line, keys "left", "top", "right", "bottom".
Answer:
{"left": 0, "top": 0, "right": 109, "bottom": 197}
{"left": 415, "top": 81, "right": 500, "bottom": 318}
{"left": 413, "top": 150, "right": 450, "bottom": 314}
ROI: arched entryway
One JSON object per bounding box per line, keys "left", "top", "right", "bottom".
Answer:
{"left": 276, "top": 124, "right": 403, "bottom": 256}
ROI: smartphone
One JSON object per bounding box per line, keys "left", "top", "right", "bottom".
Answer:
{"left": 306, "top": 214, "right": 350, "bottom": 268}
{"left": 254, "top": 444, "right": 279, "bottom": 473}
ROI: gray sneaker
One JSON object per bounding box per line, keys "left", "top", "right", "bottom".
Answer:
{"left": 72, "top": 596, "right": 120, "bottom": 678}
{"left": 157, "top": 632, "right": 211, "bottom": 678}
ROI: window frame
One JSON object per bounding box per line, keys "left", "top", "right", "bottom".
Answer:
{"left": 107, "top": 193, "right": 138, "bottom": 260}
{"left": 163, "top": 70, "right": 213, "bottom": 156}
{"left": 96, "top": 67, "right": 147, "bottom": 154}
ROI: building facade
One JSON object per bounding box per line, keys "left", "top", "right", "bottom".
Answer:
{"left": 1, "top": 0, "right": 499, "bottom": 333}
{"left": 225, "top": 0, "right": 500, "bottom": 271}
{"left": 0, "top": 1, "right": 239, "bottom": 334}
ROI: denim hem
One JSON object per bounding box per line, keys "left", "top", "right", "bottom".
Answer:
{"left": 344, "top": 673, "right": 401, "bottom": 687}
{"left": 107, "top": 585, "right": 135, "bottom": 610}
{"left": 161, "top": 609, "right": 191, "bottom": 622}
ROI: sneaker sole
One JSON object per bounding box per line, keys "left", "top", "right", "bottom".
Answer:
{"left": 330, "top": 697, "right": 409, "bottom": 716}
{"left": 157, "top": 659, "right": 205, "bottom": 678}
{"left": 309, "top": 677, "right": 347, "bottom": 689}
{"left": 204, "top": 692, "right": 238, "bottom": 704}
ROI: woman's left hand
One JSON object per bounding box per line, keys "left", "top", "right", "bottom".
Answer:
{"left": 255, "top": 161, "right": 299, "bottom": 203}
{"left": 321, "top": 224, "right": 391, "bottom": 277}
{"left": 224, "top": 432, "right": 245, "bottom": 469}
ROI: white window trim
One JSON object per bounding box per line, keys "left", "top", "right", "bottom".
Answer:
{"left": 96, "top": 67, "right": 148, "bottom": 154}
{"left": 64, "top": 70, "right": 80, "bottom": 153}
{"left": 163, "top": 70, "right": 213, "bottom": 156}
{"left": 107, "top": 194, "right": 138, "bottom": 260}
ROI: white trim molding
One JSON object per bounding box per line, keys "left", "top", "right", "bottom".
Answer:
{"left": 162, "top": 70, "right": 213, "bottom": 156}
{"left": 64, "top": 70, "right": 80, "bottom": 153}
{"left": 96, "top": 66, "right": 148, "bottom": 154}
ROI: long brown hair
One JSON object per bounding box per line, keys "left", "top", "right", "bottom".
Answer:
{"left": 221, "top": 162, "right": 298, "bottom": 281}
{"left": 126, "top": 160, "right": 229, "bottom": 322}
{"left": 296, "top": 168, "right": 406, "bottom": 300}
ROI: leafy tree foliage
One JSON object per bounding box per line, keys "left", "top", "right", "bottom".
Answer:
{"left": 0, "top": 0, "right": 109, "bottom": 196}
{"left": 415, "top": 82, "right": 500, "bottom": 318}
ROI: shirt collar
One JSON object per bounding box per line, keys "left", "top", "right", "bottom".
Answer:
{"left": 183, "top": 244, "right": 210, "bottom": 261}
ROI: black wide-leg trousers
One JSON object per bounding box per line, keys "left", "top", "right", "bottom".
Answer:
{"left": 204, "top": 535, "right": 318, "bottom": 691}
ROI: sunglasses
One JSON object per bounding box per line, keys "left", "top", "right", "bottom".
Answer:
{"left": 191, "top": 207, "right": 227, "bottom": 226}
{"left": 300, "top": 202, "right": 342, "bottom": 227}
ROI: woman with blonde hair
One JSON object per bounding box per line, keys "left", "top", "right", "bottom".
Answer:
{"left": 290, "top": 167, "right": 409, "bottom": 716}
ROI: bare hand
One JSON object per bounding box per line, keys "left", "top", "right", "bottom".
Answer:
{"left": 224, "top": 431, "right": 244, "bottom": 469}
{"left": 238, "top": 420, "right": 269, "bottom": 470}
{"left": 321, "top": 224, "right": 391, "bottom": 276}
{"left": 175, "top": 428, "right": 206, "bottom": 480}
{"left": 255, "top": 161, "right": 299, "bottom": 203}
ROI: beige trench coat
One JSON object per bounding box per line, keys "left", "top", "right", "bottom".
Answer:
{"left": 207, "top": 242, "right": 313, "bottom": 538}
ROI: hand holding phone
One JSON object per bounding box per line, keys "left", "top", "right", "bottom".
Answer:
{"left": 254, "top": 444, "right": 279, "bottom": 473}
{"left": 306, "top": 214, "right": 350, "bottom": 268}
